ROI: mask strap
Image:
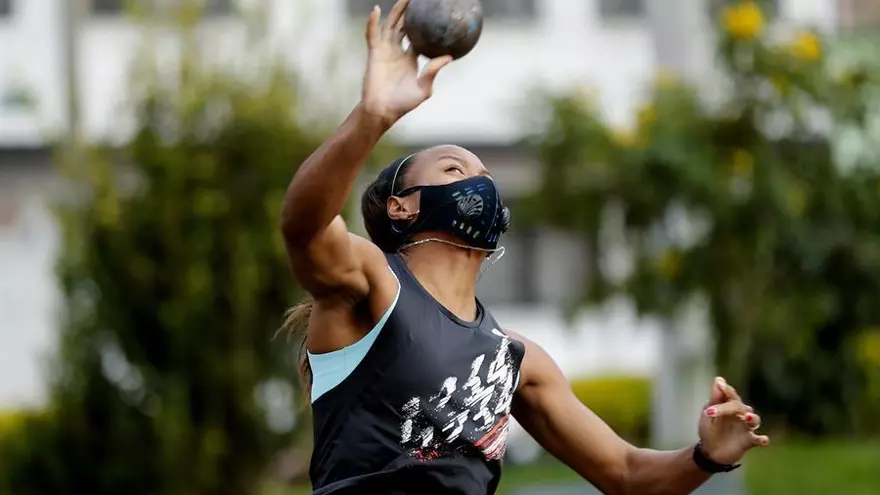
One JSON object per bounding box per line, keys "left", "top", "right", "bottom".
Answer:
{"left": 388, "top": 153, "right": 418, "bottom": 234}
{"left": 478, "top": 246, "right": 506, "bottom": 282}
{"left": 390, "top": 153, "right": 416, "bottom": 196}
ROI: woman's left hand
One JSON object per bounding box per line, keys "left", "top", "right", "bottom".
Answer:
{"left": 697, "top": 377, "right": 770, "bottom": 465}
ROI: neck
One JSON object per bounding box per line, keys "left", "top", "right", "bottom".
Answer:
{"left": 401, "top": 236, "right": 485, "bottom": 322}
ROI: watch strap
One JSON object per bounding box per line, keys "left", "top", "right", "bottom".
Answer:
{"left": 692, "top": 442, "right": 741, "bottom": 473}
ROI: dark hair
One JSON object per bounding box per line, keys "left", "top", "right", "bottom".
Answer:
{"left": 361, "top": 154, "right": 418, "bottom": 253}
{"left": 281, "top": 154, "right": 418, "bottom": 405}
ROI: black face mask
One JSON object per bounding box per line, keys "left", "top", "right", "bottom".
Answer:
{"left": 393, "top": 175, "right": 511, "bottom": 251}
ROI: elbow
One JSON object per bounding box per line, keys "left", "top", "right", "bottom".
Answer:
{"left": 590, "top": 449, "right": 635, "bottom": 495}
{"left": 613, "top": 445, "right": 640, "bottom": 495}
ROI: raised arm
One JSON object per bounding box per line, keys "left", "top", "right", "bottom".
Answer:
{"left": 508, "top": 331, "right": 769, "bottom": 495}
{"left": 280, "top": 0, "right": 451, "bottom": 300}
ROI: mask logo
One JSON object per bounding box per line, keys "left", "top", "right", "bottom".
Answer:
{"left": 457, "top": 194, "right": 484, "bottom": 219}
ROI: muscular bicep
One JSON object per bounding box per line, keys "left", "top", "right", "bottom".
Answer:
{"left": 285, "top": 215, "right": 376, "bottom": 300}
{"left": 509, "top": 332, "right": 633, "bottom": 495}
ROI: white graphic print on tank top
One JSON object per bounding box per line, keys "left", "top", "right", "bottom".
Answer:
{"left": 399, "top": 328, "right": 517, "bottom": 461}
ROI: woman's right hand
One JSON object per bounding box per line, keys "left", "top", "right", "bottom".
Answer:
{"left": 361, "top": 0, "right": 453, "bottom": 127}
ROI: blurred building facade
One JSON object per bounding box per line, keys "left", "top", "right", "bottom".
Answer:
{"left": 0, "top": 0, "right": 857, "bottom": 410}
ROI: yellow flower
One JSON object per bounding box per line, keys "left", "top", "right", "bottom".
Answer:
{"left": 722, "top": 1, "right": 765, "bottom": 40}
{"left": 789, "top": 32, "right": 822, "bottom": 61}
{"left": 731, "top": 149, "right": 754, "bottom": 178}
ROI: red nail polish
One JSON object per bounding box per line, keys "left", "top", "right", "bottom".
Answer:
{"left": 706, "top": 407, "right": 717, "bottom": 417}
{"left": 745, "top": 413, "right": 755, "bottom": 422}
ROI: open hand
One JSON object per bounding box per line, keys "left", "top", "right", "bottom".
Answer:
{"left": 697, "top": 377, "right": 770, "bottom": 465}
{"left": 361, "top": 0, "right": 453, "bottom": 126}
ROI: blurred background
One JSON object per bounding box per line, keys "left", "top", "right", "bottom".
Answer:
{"left": 1, "top": 0, "right": 879, "bottom": 494}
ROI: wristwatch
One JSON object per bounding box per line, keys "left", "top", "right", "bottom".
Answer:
{"left": 692, "top": 441, "right": 741, "bottom": 473}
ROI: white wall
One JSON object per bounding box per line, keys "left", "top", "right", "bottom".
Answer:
{"left": 0, "top": 165, "right": 60, "bottom": 409}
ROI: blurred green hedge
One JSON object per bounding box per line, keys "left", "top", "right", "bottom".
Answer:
{"left": 570, "top": 376, "right": 652, "bottom": 445}
{"left": 0, "top": 410, "right": 32, "bottom": 440}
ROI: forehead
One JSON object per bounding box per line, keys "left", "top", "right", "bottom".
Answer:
{"left": 414, "top": 145, "right": 486, "bottom": 171}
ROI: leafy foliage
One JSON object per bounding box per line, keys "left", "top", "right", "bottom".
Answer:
{"left": 526, "top": 2, "right": 880, "bottom": 435}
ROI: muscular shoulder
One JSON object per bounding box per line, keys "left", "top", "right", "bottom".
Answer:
{"left": 350, "top": 233, "right": 398, "bottom": 304}
{"left": 347, "top": 232, "right": 395, "bottom": 287}
{"left": 348, "top": 233, "right": 387, "bottom": 277}
{"left": 306, "top": 235, "right": 399, "bottom": 354}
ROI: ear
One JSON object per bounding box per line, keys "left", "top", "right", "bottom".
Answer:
{"left": 387, "top": 195, "right": 419, "bottom": 222}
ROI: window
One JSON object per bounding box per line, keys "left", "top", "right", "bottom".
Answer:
{"left": 92, "top": 0, "right": 232, "bottom": 16}
{"left": 0, "top": 0, "right": 12, "bottom": 17}
{"left": 347, "top": 0, "right": 537, "bottom": 20}
{"left": 598, "top": 0, "right": 645, "bottom": 19}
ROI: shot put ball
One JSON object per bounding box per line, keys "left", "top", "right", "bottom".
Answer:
{"left": 403, "top": 0, "right": 484, "bottom": 60}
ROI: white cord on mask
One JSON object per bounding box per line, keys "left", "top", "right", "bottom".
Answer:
{"left": 397, "top": 237, "right": 506, "bottom": 282}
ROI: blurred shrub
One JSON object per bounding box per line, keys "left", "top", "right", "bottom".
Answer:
{"left": 856, "top": 330, "right": 880, "bottom": 436}
{"left": 570, "top": 376, "right": 651, "bottom": 444}
{"left": 0, "top": 410, "right": 30, "bottom": 439}
{"left": 526, "top": 1, "right": 880, "bottom": 436}
{"left": 0, "top": 5, "right": 394, "bottom": 495}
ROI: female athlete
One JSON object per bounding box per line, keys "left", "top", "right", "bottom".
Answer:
{"left": 280, "top": 1, "right": 769, "bottom": 493}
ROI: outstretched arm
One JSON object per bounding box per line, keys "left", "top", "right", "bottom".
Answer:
{"left": 280, "top": 0, "right": 450, "bottom": 301}
{"left": 280, "top": 104, "right": 388, "bottom": 299}
{"left": 508, "top": 331, "right": 768, "bottom": 495}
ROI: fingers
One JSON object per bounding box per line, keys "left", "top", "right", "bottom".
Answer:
{"left": 393, "top": 6, "right": 407, "bottom": 42}
{"left": 395, "top": 24, "right": 407, "bottom": 44}
{"left": 366, "top": 5, "right": 380, "bottom": 47}
{"left": 385, "top": 0, "right": 410, "bottom": 37}
{"left": 704, "top": 400, "right": 750, "bottom": 419}
{"left": 418, "top": 55, "right": 454, "bottom": 93}
{"left": 739, "top": 411, "right": 762, "bottom": 430}
{"left": 750, "top": 432, "right": 770, "bottom": 447}
{"left": 716, "top": 377, "right": 743, "bottom": 402}
{"left": 708, "top": 378, "right": 725, "bottom": 406}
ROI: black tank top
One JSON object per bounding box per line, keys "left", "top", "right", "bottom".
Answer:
{"left": 309, "top": 253, "right": 527, "bottom": 495}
